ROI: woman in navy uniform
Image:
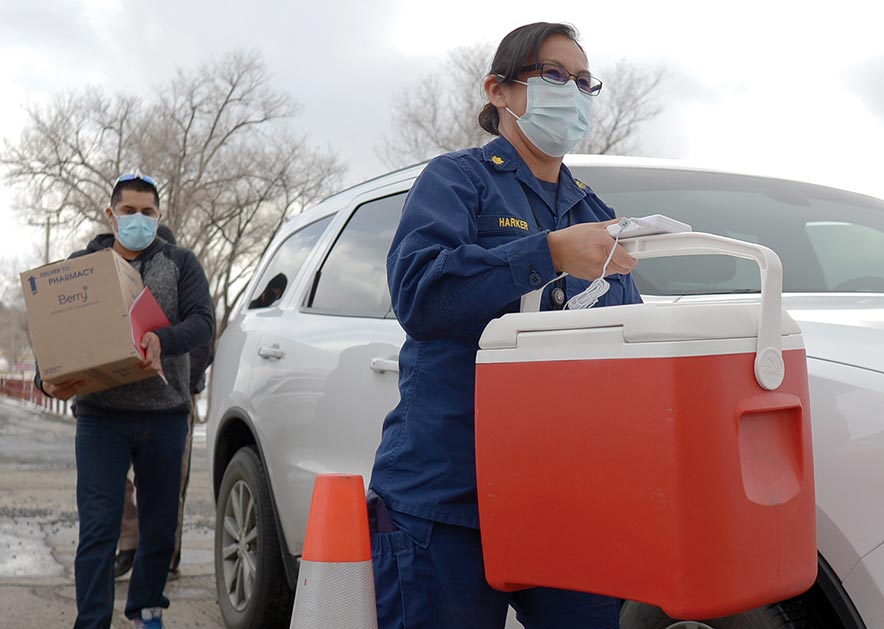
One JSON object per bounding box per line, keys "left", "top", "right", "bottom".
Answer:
{"left": 369, "top": 22, "right": 641, "bottom": 628}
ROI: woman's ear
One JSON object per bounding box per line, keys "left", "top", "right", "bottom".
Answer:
{"left": 484, "top": 75, "right": 508, "bottom": 108}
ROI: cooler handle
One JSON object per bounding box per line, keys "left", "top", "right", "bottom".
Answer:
{"left": 521, "top": 232, "right": 786, "bottom": 390}
{"left": 629, "top": 232, "right": 785, "bottom": 390}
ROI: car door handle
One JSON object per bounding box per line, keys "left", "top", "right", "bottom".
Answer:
{"left": 257, "top": 344, "right": 285, "bottom": 360}
{"left": 370, "top": 357, "right": 400, "bottom": 374}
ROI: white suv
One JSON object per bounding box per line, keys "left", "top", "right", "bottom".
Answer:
{"left": 207, "top": 156, "right": 884, "bottom": 629}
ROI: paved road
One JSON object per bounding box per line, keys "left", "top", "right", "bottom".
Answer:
{"left": 0, "top": 396, "right": 227, "bottom": 628}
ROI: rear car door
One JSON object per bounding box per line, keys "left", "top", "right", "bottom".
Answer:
{"left": 250, "top": 185, "right": 408, "bottom": 552}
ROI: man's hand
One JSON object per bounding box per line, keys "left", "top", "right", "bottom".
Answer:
{"left": 547, "top": 220, "right": 638, "bottom": 280}
{"left": 140, "top": 331, "right": 163, "bottom": 373}
{"left": 42, "top": 379, "right": 86, "bottom": 401}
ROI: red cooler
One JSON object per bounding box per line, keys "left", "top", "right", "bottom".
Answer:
{"left": 475, "top": 233, "right": 816, "bottom": 619}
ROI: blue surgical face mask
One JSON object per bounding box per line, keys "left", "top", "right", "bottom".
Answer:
{"left": 506, "top": 77, "right": 593, "bottom": 157}
{"left": 114, "top": 212, "right": 159, "bottom": 251}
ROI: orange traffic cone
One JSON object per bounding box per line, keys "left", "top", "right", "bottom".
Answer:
{"left": 290, "top": 474, "right": 378, "bottom": 629}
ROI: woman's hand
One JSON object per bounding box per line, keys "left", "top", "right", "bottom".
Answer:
{"left": 547, "top": 220, "right": 638, "bottom": 280}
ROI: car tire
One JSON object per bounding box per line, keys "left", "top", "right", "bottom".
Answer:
{"left": 620, "top": 596, "right": 828, "bottom": 629}
{"left": 215, "top": 446, "right": 294, "bottom": 629}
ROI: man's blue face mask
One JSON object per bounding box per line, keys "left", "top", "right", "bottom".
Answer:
{"left": 115, "top": 212, "right": 159, "bottom": 252}
{"left": 506, "top": 77, "right": 594, "bottom": 157}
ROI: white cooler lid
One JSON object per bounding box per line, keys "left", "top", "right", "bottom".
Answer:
{"left": 479, "top": 302, "right": 802, "bottom": 351}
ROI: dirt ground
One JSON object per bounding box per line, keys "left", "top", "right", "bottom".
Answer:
{"left": 0, "top": 396, "right": 227, "bottom": 628}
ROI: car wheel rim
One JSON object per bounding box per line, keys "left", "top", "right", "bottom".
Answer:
{"left": 221, "top": 479, "right": 258, "bottom": 611}
{"left": 664, "top": 622, "right": 716, "bottom": 629}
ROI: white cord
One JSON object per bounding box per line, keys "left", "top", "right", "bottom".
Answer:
{"left": 564, "top": 225, "right": 624, "bottom": 310}
{"left": 600, "top": 231, "right": 622, "bottom": 277}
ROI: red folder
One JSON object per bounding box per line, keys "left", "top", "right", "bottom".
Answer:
{"left": 129, "top": 287, "right": 171, "bottom": 383}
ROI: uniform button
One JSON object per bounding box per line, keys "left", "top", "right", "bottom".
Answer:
{"left": 551, "top": 287, "right": 566, "bottom": 307}
{"left": 528, "top": 272, "right": 542, "bottom": 286}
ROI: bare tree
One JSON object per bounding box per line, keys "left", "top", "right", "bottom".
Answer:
{"left": 1, "top": 51, "right": 346, "bottom": 333}
{"left": 1, "top": 89, "right": 142, "bottom": 260}
{"left": 380, "top": 45, "right": 666, "bottom": 168}
{"left": 378, "top": 43, "right": 495, "bottom": 168}
{"left": 1, "top": 307, "right": 31, "bottom": 368}
{"left": 0, "top": 277, "right": 32, "bottom": 369}
{"left": 572, "top": 59, "right": 665, "bottom": 155}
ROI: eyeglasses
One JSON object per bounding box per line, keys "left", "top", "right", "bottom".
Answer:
{"left": 519, "top": 63, "right": 603, "bottom": 96}
{"left": 114, "top": 172, "right": 158, "bottom": 190}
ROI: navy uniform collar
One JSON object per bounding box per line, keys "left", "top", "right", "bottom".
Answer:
{"left": 481, "top": 136, "right": 589, "bottom": 216}
{"left": 481, "top": 136, "right": 521, "bottom": 172}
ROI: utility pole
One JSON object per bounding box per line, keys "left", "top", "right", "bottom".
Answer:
{"left": 33, "top": 187, "right": 72, "bottom": 265}
{"left": 44, "top": 213, "right": 51, "bottom": 265}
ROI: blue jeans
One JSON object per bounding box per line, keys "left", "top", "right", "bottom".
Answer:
{"left": 74, "top": 412, "right": 188, "bottom": 629}
{"left": 369, "top": 494, "right": 620, "bottom": 628}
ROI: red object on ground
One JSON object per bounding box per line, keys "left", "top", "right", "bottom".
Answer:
{"left": 475, "top": 310, "right": 816, "bottom": 619}
{"left": 291, "top": 474, "right": 377, "bottom": 628}
{"left": 302, "top": 474, "right": 372, "bottom": 563}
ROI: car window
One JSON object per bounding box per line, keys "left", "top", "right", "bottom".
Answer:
{"left": 307, "top": 192, "right": 404, "bottom": 317}
{"left": 247, "top": 216, "right": 333, "bottom": 310}
{"left": 575, "top": 167, "right": 884, "bottom": 295}
{"left": 805, "top": 222, "right": 884, "bottom": 292}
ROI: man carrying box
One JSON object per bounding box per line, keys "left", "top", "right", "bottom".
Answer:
{"left": 36, "top": 173, "right": 214, "bottom": 629}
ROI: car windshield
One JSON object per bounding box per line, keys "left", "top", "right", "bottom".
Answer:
{"left": 574, "top": 166, "right": 884, "bottom": 295}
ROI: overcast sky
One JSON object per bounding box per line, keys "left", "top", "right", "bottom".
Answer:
{"left": 1, "top": 0, "right": 883, "bottom": 274}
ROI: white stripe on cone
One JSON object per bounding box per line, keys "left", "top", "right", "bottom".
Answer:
{"left": 290, "top": 559, "right": 378, "bottom": 629}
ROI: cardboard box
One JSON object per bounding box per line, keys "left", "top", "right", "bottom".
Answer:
{"left": 20, "top": 248, "right": 167, "bottom": 395}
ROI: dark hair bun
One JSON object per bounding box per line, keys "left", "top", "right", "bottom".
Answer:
{"left": 478, "top": 103, "right": 500, "bottom": 136}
